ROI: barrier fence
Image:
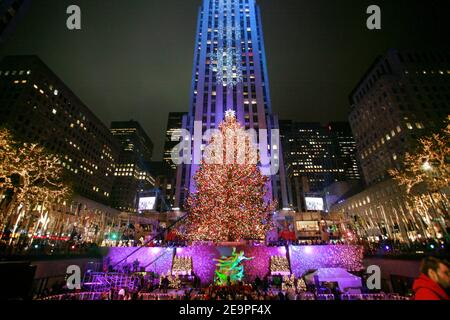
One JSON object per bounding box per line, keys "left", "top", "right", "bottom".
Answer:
{"left": 39, "top": 292, "right": 411, "bottom": 301}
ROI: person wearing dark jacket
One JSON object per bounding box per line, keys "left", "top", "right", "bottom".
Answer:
{"left": 413, "top": 257, "right": 450, "bottom": 300}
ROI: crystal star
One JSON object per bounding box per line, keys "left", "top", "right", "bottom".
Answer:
{"left": 225, "top": 109, "right": 236, "bottom": 118}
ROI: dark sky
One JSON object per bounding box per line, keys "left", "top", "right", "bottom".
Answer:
{"left": 1, "top": 0, "right": 449, "bottom": 160}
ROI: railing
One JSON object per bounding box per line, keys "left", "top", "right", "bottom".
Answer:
{"left": 41, "top": 292, "right": 104, "bottom": 300}
{"left": 316, "top": 294, "right": 335, "bottom": 300}
{"left": 297, "top": 292, "right": 411, "bottom": 300}
{"left": 83, "top": 272, "right": 141, "bottom": 292}
{"left": 138, "top": 293, "right": 191, "bottom": 300}
{"left": 340, "top": 293, "right": 411, "bottom": 300}
{"left": 297, "top": 293, "right": 316, "bottom": 300}
{"left": 38, "top": 291, "right": 412, "bottom": 301}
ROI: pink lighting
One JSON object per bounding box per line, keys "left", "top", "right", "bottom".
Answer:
{"left": 151, "top": 247, "right": 160, "bottom": 254}
{"left": 289, "top": 245, "right": 364, "bottom": 277}
{"left": 105, "top": 245, "right": 364, "bottom": 285}
{"left": 278, "top": 246, "right": 287, "bottom": 255}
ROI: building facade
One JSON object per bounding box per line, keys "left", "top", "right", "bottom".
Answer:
{"left": 110, "top": 121, "right": 155, "bottom": 212}
{"left": 331, "top": 179, "right": 448, "bottom": 244}
{"left": 0, "top": 0, "right": 30, "bottom": 43}
{"left": 163, "top": 112, "right": 186, "bottom": 170}
{"left": 163, "top": 112, "right": 186, "bottom": 207}
{"left": 0, "top": 55, "right": 119, "bottom": 205}
{"left": 280, "top": 121, "right": 361, "bottom": 211}
{"left": 349, "top": 49, "right": 450, "bottom": 185}
{"left": 174, "top": 0, "right": 289, "bottom": 209}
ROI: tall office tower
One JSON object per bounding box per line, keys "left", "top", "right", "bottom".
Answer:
{"left": 174, "top": 0, "right": 289, "bottom": 209}
{"left": 110, "top": 121, "right": 155, "bottom": 212}
{"left": 162, "top": 112, "right": 187, "bottom": 206}
{"left": 0, "top": 55, "right": 119, "bottom": 205}
{"left": 349, "top": 49, "right": 450, "bottom": 185}
{"left": 0, "top": 0, "right": 30, "bottom": 43}
{"left": 280, "top": 121, "right": 361, "bottom": 211}
{"left": 163, "top": 112, "right": 187, "bottom": 170}
{"left": 327, "top": 122, "right": 361, "bottom": 182}
{"left": 146, "top": 161, "right": 175, "bottom": 209}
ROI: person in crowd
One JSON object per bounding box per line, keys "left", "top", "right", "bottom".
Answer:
{"left": 133, "top": 259, "right": 140, "bottom": 272}
{"left": 118, "top": 287, "right": 126, "bottom": 300}
{"left": 413, "top": 256, "right": 450, "bottom": 300}
{"left": 254, "top": 276, "right": 261, "bottom": 290}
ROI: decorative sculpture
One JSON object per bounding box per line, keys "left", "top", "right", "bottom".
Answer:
{"left": 213, "top": 247, "right": 253, "bottom": 286}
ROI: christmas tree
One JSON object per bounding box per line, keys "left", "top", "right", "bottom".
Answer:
{"left": 183, "top": 110, "right": 276, "bottom": 242}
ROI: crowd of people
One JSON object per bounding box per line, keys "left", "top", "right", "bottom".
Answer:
{"left": 361, "top": 238, "right": 448, "bottom": 257}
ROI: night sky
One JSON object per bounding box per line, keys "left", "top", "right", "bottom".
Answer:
{"left": 1, "top": 0, "right": 449, "bottom": 160}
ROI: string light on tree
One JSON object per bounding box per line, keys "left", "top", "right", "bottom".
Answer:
{"left": 270, "top": 255, "right": 291, "bottom": 275}
{"left": 182, "top": 111, "right": 276, "bottom": 242}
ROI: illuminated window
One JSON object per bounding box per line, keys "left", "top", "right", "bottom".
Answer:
{"left": 406, "top": 122, "right": 413, "bottom": 130}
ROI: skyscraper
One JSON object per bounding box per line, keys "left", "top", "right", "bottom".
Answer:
{"left": 174, "top": 0, "right": 288, "bottom": 209}
{"left": 349, "top": 49, "right": 450, "bottom": 185}
{"left": 280, "top": 121, "right": 361, "bottom": 211}
{"left": 163, "top": 112, "right": 187, "bottom": 170}
{"left": 110, "top": 121, "right": 155, "bottom": 212}
{"left": 162, "top": 112, "right": 187, "bottom": 206}
{"left": 327, "top": 122, "right": 361, "bottom": 182}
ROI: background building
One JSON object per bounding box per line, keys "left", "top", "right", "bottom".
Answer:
{"left": 280, "top": 120, "right": 361, "bottom": 211}
{"left": 0, "top": 55, "right": 119, "bottom": 205}
{"left": 163, "top": 112, "right": 186, "bottom": 170}
{"left": 110, "top": 120, "right": 155, "bottom": 212}
{"left": 331, "top": 48, "right": 450, "bottom": 244}
{"left": 0, "top": 0, "right": 30, "bottom": 43}
{"left": 146, "top": 161, "right": 175, "bottom": 211}
{"left": 175, "top": 0, "right": 289, "bottom": 209}
{"left": 349, "top": 49, "right": 450, "bottom": 185}
{"left": 162, "top": 112, "right": 186, "bottom": 207}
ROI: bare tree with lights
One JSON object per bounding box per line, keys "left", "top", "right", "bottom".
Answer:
{"left": 388, "top": 117, "right": 449, "bottom": 194}
{"left": 183, "top": 110, "right": 276, "bottom": 242}
{"left": 0, "top": 128, "right": 71, "bottom": 243}
{"left": 388, "top": 117, "right": 449, "bottom": 235}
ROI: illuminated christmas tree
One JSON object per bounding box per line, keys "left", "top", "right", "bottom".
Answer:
{"left": 296, "top": 277, "right": 307, "bottom": 292}
{"left": 183, "top": 110, "right": 276, "bottom": 242}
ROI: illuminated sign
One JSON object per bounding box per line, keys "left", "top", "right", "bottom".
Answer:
{"left": 305, "top": 197, "right": 324, "bottom": 211}
{"left": 138, "top": 197, "right": 156, "bottom": 211}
